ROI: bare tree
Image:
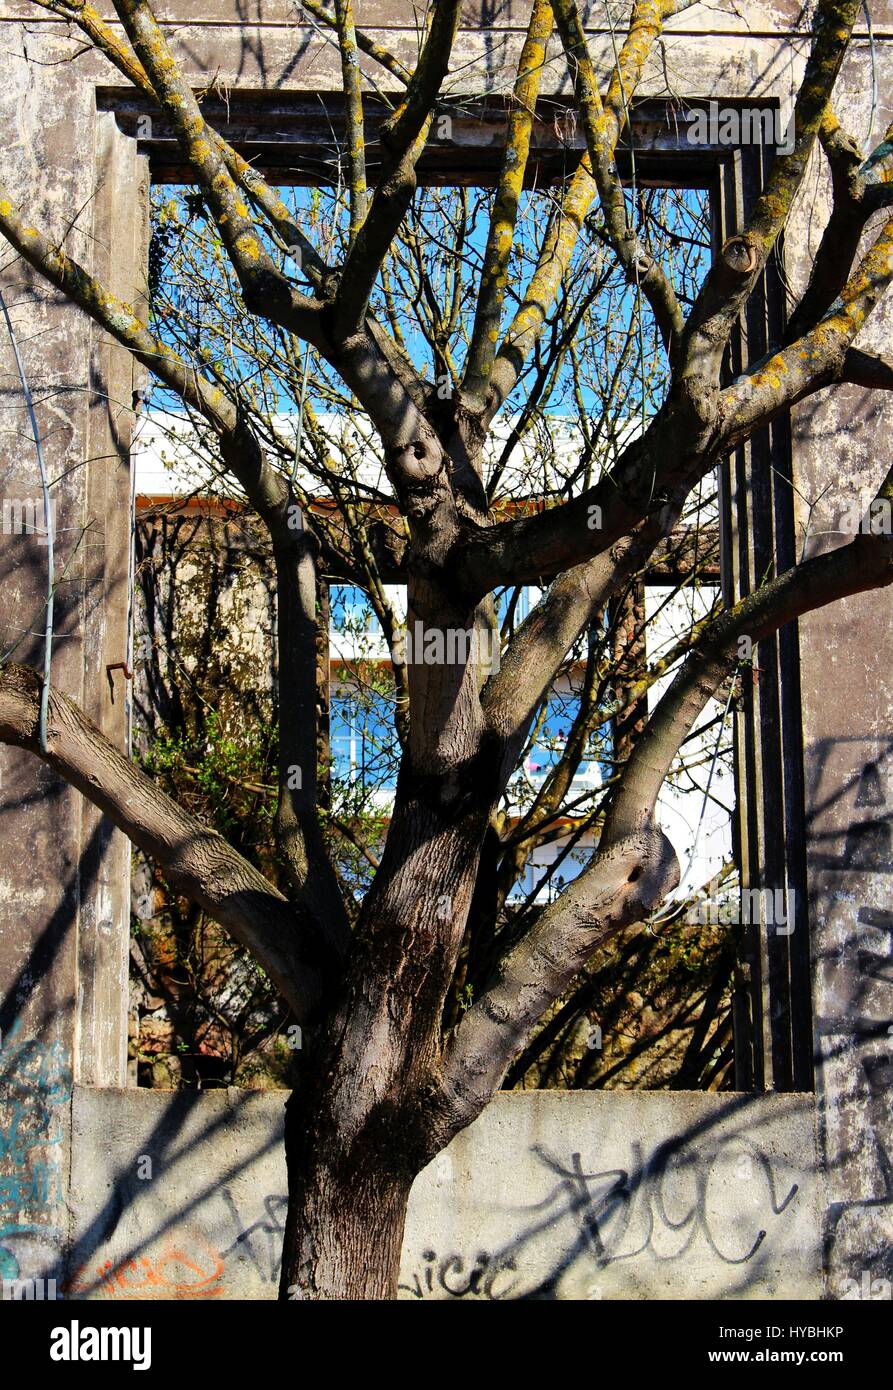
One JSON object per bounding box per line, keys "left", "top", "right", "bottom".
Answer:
{"left": 2, "top": 0, "right": 893, "bottom": 1298}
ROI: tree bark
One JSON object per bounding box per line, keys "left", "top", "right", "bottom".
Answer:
{"left": 279, "top": 1088, "right": 416, "bottom": 1300}
{"left": 276, "top": 748, "right": 499, "bottom": 1299}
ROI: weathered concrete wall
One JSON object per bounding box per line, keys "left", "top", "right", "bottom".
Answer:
{"left": 784, "top": 38, "right": 893, "bottom": 1301}
{"left": 62, "top": 1087, "right": 820, "bottom": 1300}
{"left": 0, "top": 18, "right": 144, "bottom": 1280}
{"left": 0, "top": 1, "right": 831, "bottom": 100}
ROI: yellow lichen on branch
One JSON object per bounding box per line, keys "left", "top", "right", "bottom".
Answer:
{"left": 334, "top": 0, "right": 368, "bottom": 245}
{"left": 463, "top": 0, "right": 554, "bottom": 403}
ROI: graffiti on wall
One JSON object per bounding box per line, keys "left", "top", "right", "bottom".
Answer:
{"left": 69, "top": 1191, "right": 288, "bottom": 1298}
{"left": 399, "top": 1135, "right": 801, "bottom": 1299}
{"left": 66, "top": 1122, "right": 803, "bottom": 1301}
{"left": 0, "top": 1024, "right": 71, "bottom": 1281}
{"left": 67, "top": 1192, "right": 288, "bottom": 1299}
{"left": 68, "top": 1233, "right": 225, "bottom": 1299}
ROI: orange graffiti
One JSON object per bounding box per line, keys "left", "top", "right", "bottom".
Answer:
{"left": 68, "top": 1231, "right": 224, "bottom": 1299}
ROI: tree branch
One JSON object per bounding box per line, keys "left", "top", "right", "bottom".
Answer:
{"left": 462, "top": 0, "right": 555, "bottom": 405}
{"left": 0, "top": 184, "right": 352, "bottom": 960}
{"left": 681, "top": 0, "right": 861, "bottom": 382}
{"left": 433, "top": 825, "right": 679, "bottom": 1135}
{"left": 435, "top": 520, "right": 893, "bottom": 1136}
{"left": 840, "top": 346, "right": 893, "bottom": 389}
{"left": 482, "top": 505, "right": 683, "bottom": 768}
{"left": 273, "top": 531, "right": 351, "bottom": 950}
{"left": 452, "top": 378, "right": 719, "bottom": 596}
{"left": 552, "top": 0, "right": 684, "bottom": 355}
{"left": 298, "top": 0, "right": 412, "bottom": 84}
{"left": 334, "top": 0, "right": 368, "bottom": 245}
{"left": 0, "top": 664, "right": 332, "bottom": 1020}
{"left": 111, "top": 0, "right": 320, "bottom": 329}
{"left": 26, "top": 0, "right": 329, "bottom": 287}
{"left": 606, "top": 530, "right": 893, "bottom": 840}
{"left": 0, "top": 184, "right": 324, "bottom": 532}
{"left": 784, "top": 107, "right": 867, "bottom": 341}
{"left": 721, "top": 209, "right": 893, "bottom": 440}
{"left": 331, "top": 0, "right": 462, "bottom": 338}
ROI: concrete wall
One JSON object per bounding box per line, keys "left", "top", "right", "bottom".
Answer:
{"left": 785, "top": 38, "right": 893, "bottom": 1301}
{"left": 0, "top": 11, "right": 146, "bottom": 1280}
{"left": 59, "top": 1087, "right": 820, "bottom": 1300}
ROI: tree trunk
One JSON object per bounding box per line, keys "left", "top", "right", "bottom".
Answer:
{"left": 275, "top": 681, "right": 498, "bottom": 1301}
{"left": 278, "top": 1091, "right": 418, "bottom": 1300}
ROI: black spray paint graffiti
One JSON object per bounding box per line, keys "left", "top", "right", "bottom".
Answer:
{"left": 0, "top": 1025, "right": 72, "bottom": 1281}
{"left": 218, "top": 1189, "right": 288, "bottom": 1284}
{"left": 191, "top": 1132, "right": 800, "bottom": 1298}
{"left": 540, "top": 1140, "right": 797, "bottom": 1263}
{"left": 400, "top": 1249, "right": 521, "bottom": 1300}
{"left": 399, "top": 1135, "right": 800, "bottom": 1299}
{"left": 87, "top": 1123, "right": 802, "bottom": 1299}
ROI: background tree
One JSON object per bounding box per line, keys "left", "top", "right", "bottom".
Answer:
{"left": 2, "top": 0, "right": 893, "bottom": 1298}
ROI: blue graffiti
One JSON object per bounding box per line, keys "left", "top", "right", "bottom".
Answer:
{"left": 0, "top": 1024, "right": 71, "bottom": 1279}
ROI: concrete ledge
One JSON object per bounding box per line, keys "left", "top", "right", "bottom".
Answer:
{"left": 62, "top": 1086, "right": 821, "bottom": 1300}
